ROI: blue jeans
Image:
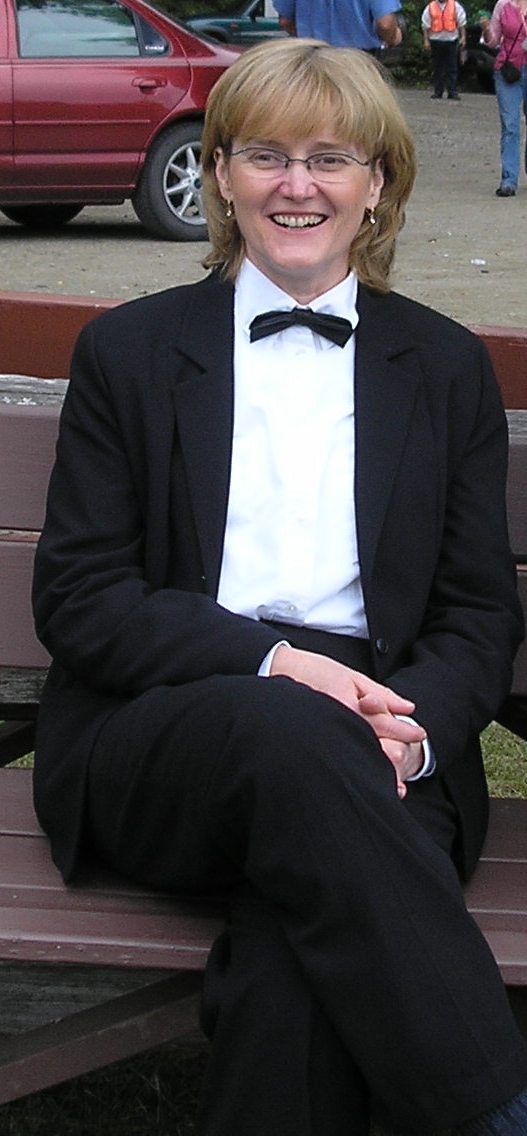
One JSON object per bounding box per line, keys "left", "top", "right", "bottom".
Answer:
{"left": 494, "top": 65, "right": 527, "bottom": 189}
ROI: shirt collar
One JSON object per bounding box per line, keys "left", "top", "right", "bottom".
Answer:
{"left": 235, "top": 258, "right": 359, "bottom": 349}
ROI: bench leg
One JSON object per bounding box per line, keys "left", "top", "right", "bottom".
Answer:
{"left": 0, "top": 972, "right": 203, "bottom": 1104}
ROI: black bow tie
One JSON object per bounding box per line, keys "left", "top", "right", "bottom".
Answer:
{"left": 249, "top": 307, "right": 353, "bottom": 348}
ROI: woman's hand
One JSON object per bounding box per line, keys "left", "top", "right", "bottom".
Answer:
{"left": 270, "top": 645, "right": 426, "bottom": 749}
{"left": 377, "top": 738, "right": 425, "bottom": 800}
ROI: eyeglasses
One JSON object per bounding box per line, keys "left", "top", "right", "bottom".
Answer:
{"left": 230, "top": 147, "right": 370, "bottom": 182}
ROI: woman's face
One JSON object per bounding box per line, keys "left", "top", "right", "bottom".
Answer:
{"left": 214, "top": 131, "right": 384, "bottom": 303}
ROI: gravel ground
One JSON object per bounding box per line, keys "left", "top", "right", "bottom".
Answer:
{"left": 0, "top": 87, "right": 526, "bottom": 328}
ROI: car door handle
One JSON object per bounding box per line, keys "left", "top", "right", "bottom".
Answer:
{"left": 132, "top": 77, "right": 167, "bottom": 89}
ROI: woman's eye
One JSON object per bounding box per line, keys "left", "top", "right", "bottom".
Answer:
{"left": 314, "top": 155, "right": 347, "bottom": 169}
{"left": 252, "top": 150, "right": 280, "bottom": 165}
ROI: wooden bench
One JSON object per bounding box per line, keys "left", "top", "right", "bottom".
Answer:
{"left": 1, "top": 296, "right": 527, "bottom": 1106}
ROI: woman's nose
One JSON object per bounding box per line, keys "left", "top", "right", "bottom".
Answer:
{"left": 277, "top": 159, "right": 318, "bottom": 196}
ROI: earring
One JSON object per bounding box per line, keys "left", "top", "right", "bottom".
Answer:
{"left": 367, "top": 207, "right": 376, "bottom": 226}
{"left": 225, "top": 200, "right": 233, "bottom": 219}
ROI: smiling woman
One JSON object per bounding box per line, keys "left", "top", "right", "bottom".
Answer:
{"left": 32, "top": 34, "right": 527, "bottom": 1136}
{"left": 201, "top": 39, "right": 416, "bottom": 292}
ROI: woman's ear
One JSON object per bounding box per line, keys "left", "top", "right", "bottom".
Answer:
{"left": 214, "top": 147, "right": 232, "bottom": 202}
{"left": 368, "top": 159, "right": 384, "bottom": 210}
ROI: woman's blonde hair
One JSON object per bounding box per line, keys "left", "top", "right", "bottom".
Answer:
{"left": 201, "top": 39, "right": 416, "bottom": 293}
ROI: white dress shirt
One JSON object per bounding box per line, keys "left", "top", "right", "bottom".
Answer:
{"left": 216, "top": 258, "right": 433, "bottom": 777}
{"left": 217, "top": 258, "right": 366, "bottom": 635}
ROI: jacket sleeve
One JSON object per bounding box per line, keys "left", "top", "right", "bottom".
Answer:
{"left": 32, "top": 319, "right": 281, "bottom": 696}
{"left": 385, "top": 339, "right": 523, "bottom": 772}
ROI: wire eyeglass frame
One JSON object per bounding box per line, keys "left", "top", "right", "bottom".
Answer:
{"left": 230, "top": 146, "right": 371, "bottom": 182}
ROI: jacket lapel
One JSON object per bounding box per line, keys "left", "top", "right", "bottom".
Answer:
{"left": 164, "top": 279, "right": 426, "bottom": 603}
{"left": 354, "top": 288, "right": 424, "bottom": 593}
{"left": 168, "top": 277, "right": 235, "bottom": 596}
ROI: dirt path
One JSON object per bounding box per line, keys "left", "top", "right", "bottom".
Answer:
{"left": 1, "top": 88, "right": 525, "bottom": 328}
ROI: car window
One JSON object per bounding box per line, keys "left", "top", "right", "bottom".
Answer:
{"left": 16, "top": 0, "right": 142, "bottom": 58}
{"left": 136, "top": 12, "right": 169, "bottom": 54}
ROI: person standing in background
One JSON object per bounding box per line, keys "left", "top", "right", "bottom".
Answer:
{"left": 275, "top": 0, "right": 403, "bottom": 55}
{"left": 422, "top": 0, "right": 467, "bottom": 98}
{"left": 480, "top": 0, "right": 527, "bottom": 196}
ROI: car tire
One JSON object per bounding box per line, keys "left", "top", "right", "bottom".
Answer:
{"left": 132, "top": 122, "right": 208, "bottom": 241}
{"left": 0, "top": 204, "right": 83, "bottom": 227}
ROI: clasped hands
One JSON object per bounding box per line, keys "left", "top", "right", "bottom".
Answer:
{"left": 270, "top": 645, "right": 426, "bottom": 799}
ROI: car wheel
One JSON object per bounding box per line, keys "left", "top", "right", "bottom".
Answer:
{"left": 132, "top": 122, "right": 208, "bottom": 241}
{"left": 0, "top": 204, "right": 83, "bottom": 227}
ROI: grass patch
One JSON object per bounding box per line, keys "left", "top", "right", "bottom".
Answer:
{"left": 481, "top": 721, "right": 527, "bottom": 797}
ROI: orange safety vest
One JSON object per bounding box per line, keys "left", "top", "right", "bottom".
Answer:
{"left": 428, "top": 0, "right": 458, "bottom": 33}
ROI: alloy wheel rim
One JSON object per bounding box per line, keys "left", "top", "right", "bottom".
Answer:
{"left": 162, "top": 142, "right": 205, "bottom": 226}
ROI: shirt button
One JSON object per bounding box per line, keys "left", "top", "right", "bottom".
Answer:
{"left": 375, "top": 637, "right": 389, "bottom": 656}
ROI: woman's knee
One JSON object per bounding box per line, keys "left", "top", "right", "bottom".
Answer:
{"left": 214, "top": 674, "right": 384, "bottom": 799}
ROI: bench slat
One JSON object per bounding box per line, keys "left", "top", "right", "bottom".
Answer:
{"left": 0, "top": 768, "right": 41, "bottom": 833}
{"left": 507, "top": 412, "right": 527, "bottom": 558}
{"left": 0, "top": 666, "right": 46, "bottom": 709}
{"left": 511, "top": 569, "right": 527, "bottom": 698}
{"left": 0, "top": 290, "right": 116, "bottom": 379}
{"left": 0, "top": 404, "right": 60, "bottom": 530}
{"left": 0, "top": 904, "right": 221, "bottom": 969}
{"left": 0, "top": 541, "right": 48, "bottom": 667}
{"left": 476, "top": 797, "right": 527, "bottom": 860}
{"left": 464, "top": 862, "right": 527, "bottom": 913}
{"left": 471, "top": 327, "right": 527, "bottom": 410}
{"left": 472, "top": 925, "right": 527, "bottom": 986}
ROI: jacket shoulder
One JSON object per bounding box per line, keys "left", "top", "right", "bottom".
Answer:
{"left": 80, "top": 273, "right": 232, "bottom": 344}
{"left": 362, "top": 286, "right": 485, "bottom": 354}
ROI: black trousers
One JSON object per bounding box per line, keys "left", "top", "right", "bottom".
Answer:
{"left": 430, "top": 39, "right": 460, "bottom": 96}
{"left": 86, "top": 629, "right": 527, "bottom": 1135}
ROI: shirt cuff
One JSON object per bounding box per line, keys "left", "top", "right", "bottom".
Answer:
{"left": 258, "top": 641, "right": 291, "bottom": 677}
{"left": 395, "top": 715, "right": 436, "bottom": 780}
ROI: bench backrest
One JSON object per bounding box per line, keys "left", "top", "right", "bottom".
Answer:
{"left": 1, "top": 297, "right": 527, "bottom": 684}
{"left": 0, "top": 291, "right": 117, "bottom": 379}
{"left": 471, "top": 325, "right": 527, "bottom": 410}
{"left": 1, "top": 291, "right": 526, "bottom": 406}
{"left": 2, "top": 391, "right": 527, "bottom": 689}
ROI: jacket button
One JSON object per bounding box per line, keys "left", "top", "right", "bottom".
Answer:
{"left": 375, "top": 637, "right": 389, "bottom": 655}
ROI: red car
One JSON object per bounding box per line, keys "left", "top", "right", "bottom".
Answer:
{"left": 0, "top": 0, "right": 240, "bottom": 239}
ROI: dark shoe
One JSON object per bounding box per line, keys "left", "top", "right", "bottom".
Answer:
{"left": 495, "top": 185, "right": 516, "bottom": 197}
{"left": 431, "top": 93, "right": 443, "bottom": 99}
{"left": 448, "top": 93, "right": 461, "bottom": 100}
{"left": 454, "top": 1086, "right": 527, "bottom": 1133}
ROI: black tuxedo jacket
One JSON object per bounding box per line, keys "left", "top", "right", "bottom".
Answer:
{"left": 32, "top": 273, "right": 523, "bottom": 882}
